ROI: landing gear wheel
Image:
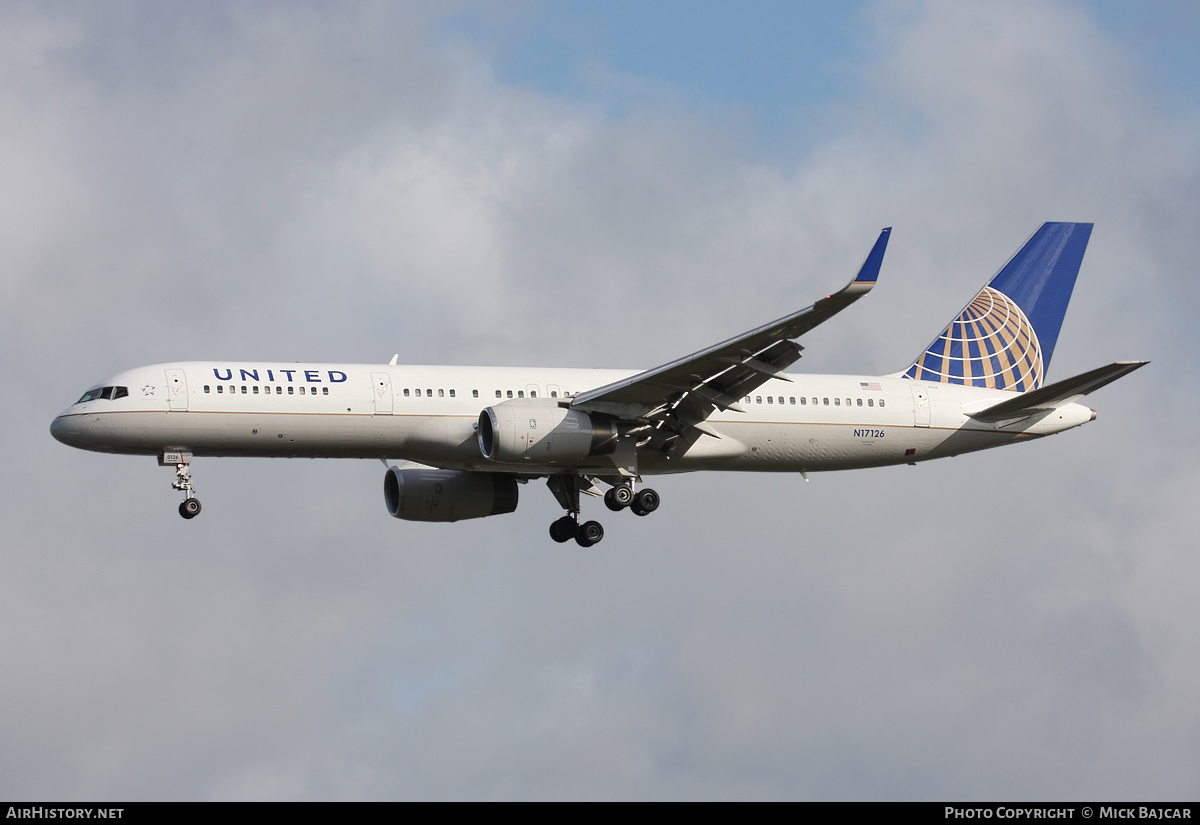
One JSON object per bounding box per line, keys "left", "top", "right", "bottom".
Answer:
{"left": 575, "top": 520, "right": 604, "bottom": 547}
{"left": 631, "top": 488, "right": 659, "bottom": 517}
{"left": 549, "top": 516, "right": 578, "bottom": 543}
{"left": 179, "top": 498, "right": 202, "bottom": 519}
{"left": 604, "top": 486, "right": 632, "bottom": 511}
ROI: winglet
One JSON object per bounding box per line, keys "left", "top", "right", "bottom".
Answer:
{"left": 853, "top": 227, "right": 891, "bottom": 285}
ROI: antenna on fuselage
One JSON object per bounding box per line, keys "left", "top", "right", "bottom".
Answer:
{"left": 388, "top": 354, "right": 398, "bottom": 365}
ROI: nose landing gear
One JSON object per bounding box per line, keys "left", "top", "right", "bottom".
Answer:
{"left": 163, "top": 452, "right": 201, "bottom": 519}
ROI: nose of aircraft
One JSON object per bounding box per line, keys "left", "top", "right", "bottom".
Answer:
{"left": 50, "top": 413, "right": 82, "bottom": 447}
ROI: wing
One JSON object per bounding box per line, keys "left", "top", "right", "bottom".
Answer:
{"left": 571, "top": 228, "right": 891, "bottom": 454}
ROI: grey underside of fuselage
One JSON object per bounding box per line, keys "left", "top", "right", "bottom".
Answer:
{"left": 57, "top": 409, "right": 1034, "bottom": 475}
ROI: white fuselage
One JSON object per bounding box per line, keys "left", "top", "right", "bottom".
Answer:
{"left": 50, "top": 361, "right": 1096, "bottom": 476}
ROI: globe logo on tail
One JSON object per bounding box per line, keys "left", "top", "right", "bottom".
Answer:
{"left": 903, "top": 286, "right": 1044, "bottom": 391}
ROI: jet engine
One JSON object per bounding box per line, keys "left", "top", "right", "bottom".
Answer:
{"left": 477, "top": 402, "right": 617, "bottom": 464}
{"left": 384, "top": 466, "right": 518, "bottom": 522}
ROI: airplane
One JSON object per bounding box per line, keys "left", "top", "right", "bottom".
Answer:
{"left": 51, "top": 222, "right": 1146, "bottom": 546}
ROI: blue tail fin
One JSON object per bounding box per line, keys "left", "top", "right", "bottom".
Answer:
{"left": 902, "top": 222, "right": 1092, "bottom": 391}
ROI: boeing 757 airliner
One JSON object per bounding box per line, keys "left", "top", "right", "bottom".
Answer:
{"left": 51, "top": 223, "right": 1145, "bottom": 546}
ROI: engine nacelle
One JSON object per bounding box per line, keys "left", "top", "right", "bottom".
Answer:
{"left": 477, "top": 402, "right": 617, "bottom": 464}
{"left": 383, "top": 467, "right": 518, "bottom": 522}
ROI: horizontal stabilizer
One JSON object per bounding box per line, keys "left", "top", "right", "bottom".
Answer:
{"left": 970, "top": 361, "right": 1148, "bottom": 422}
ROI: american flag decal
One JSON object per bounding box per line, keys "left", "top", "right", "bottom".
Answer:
{"left": 860, "top": 382, "right": 882, "bottom": 391}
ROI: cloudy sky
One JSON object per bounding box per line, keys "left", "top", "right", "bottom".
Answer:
{"left": 3, "top": 0, "right": 1198, "bottom": 800}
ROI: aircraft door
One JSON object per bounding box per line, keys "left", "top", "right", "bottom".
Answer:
{"left": 165, "top": 369, "right": 188, "bottom": 411}
{"left": 371, "top": 372, "right": 393, "bottom": 414}
{"left": 910, "top": 384, "right": 930, "bottom": 427}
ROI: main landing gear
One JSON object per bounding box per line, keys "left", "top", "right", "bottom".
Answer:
{"left": 547, "top": 475, "right": 659, "bottom": 547}
{"left": 549, "top": 515, "right": 604, "bottom": 547}
{"left": 164, "top": 452, "right": 202, "bottom": 519}
{"left": 604, "top": 485, "right": 659, "bottom": 516}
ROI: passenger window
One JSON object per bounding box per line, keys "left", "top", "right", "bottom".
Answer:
{"left": 449, "top": 389, "right": 455, "bottom": 398}
{"left": 835, "top": 398, "right": 840, "bottom": 406}
{"left": 495, "top": 390, "right": 502, "bottom": 398}
{"left": 426, "top": 389, "right": 432, "bottom": 397}
{"left": 416, "top": 388, "right": 422, "bottom": 397}
{"left": 288, "top": 386, "right": 294, "bottom": 395}
{"left": 789, "top": 397, "right": 795, "bottom": 405}
{"left": 868, "top": 398, "right": 874, "bottom": 407}
{"left": 507, "top": 390, "right": 513, "bottom": 398}
{"left": 253, "top": 386, "right": 259, "bottom": 394}
{"left": 276, "top": 386, "right": 282, "bottom": 394}
{"left": 240, "top": 386, "right": 246, "bottom": 394}
{"left": 880, "top": 399, "right": 885, "bottom": 408}
{"left": 264, "top": 386, "right": 271, "bottom": 394}
{"left": 217, "top": 386, "right": 224, "bottom": 394}
{"left": 744, "top": 397, "right": 751, "bottom": 403}
{"left": 438, "top": 389, "right": 444, "bottom": 397}
{"left": 756, "top": 396, "right": 762, "bottom": 404}
{"left": 518, "top": 390, "right": 524, "bottom": 398}
{"left": 800, "top": 397, "right": 806, "bottom": 405}
{"left": 550, "top": 391, "right": 557, "bottom": 398}
{"left": 845, "top": 398, "right": 851, "bottom": 406}
{"left": 856, "top": 398, "right": 862, "bottom": 406}
{"left": 403, "top": 388, "right": 410, "bottom": 397}
{"left": 322, "top": 387, "right": 329, "bottom": 395}
{"left": 472, "top": 390, "right": 479, "bottom": 398}
{"left": 530, "top": 391, "right": 537, "bottom": 398}
{"left": 204, "top": 385, "right": 211, "bottom": 393}
{"left": 299, "top": 386, "right": 305, "bottom": 395}
{"left": 823, "top": 398, "right": 829, "bottom": 405}
{"left": 778, "top": 397, "right": 784, "bottom": 405}
{"left": 767, "top": 396, "right": 773, "bottom": 404}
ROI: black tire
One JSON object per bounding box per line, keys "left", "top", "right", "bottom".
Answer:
{"left": 604, "top": 488, "right": 626, "bottom": 512}
{"left": 179, "top": 499, "right": 201, "bottom": 519}
{"left": 613, "top": 485, "right": 634, "bottom": 506}
{"left": 633, "top": 488, "right": 659, "bottom": 516}
{"left": 575, "top": 520, "right": 604, "bottom": 547}
{"left": 549, "top": 516, "right": 577, "bottom": 543}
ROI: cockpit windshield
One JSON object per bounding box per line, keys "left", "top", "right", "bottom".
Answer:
{"left": 76, "top": 386, "right": 128, "bottom": 403}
